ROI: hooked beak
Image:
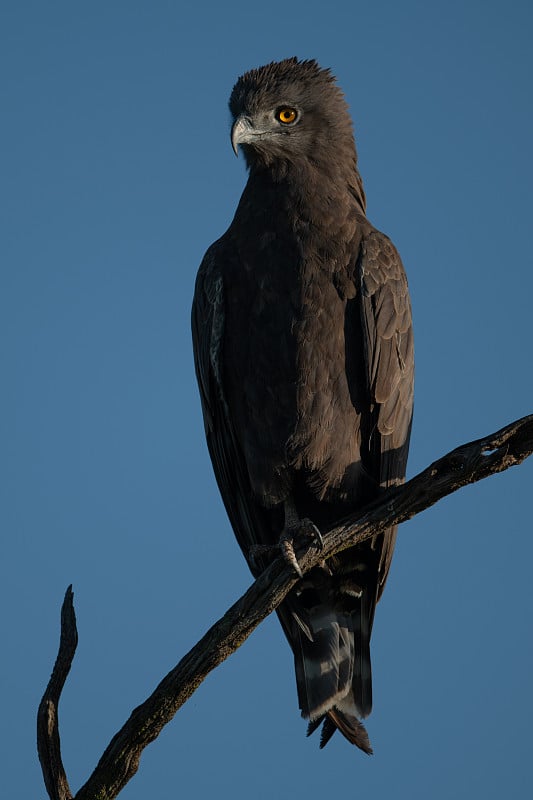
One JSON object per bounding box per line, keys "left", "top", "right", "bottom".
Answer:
{"left": 231, "top": 115, "right": 255, "bottom": 156}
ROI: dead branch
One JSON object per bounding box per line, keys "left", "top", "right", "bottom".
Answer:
{"left": 38, "top": 414, "right": 533, "bottom": 800}
{"left": 37, "top": 585, "right": 77, "bottom": 800}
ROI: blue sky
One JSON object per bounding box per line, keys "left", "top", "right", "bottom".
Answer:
{"left": 2, "top": 1, "right": 532, "bottom": 798}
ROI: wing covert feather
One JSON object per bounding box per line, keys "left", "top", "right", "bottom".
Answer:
{"left": 357, "top": 230, "right": 414, "bottom": 594}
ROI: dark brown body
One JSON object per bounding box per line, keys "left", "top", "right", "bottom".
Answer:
{"left": 192, "top": 58, "right": 414, "bottom": 750}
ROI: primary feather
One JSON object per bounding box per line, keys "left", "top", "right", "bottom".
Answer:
{"left": 192, "top": 57, "right": 414, "bottom": 751}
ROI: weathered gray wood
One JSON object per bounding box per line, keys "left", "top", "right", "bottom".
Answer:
{"left": 37, "top": 414, "right": 533, "bottom": 800}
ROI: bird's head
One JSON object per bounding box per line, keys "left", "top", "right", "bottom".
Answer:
{"left": 229, "top": 57, "right": 357, "bottom": 171}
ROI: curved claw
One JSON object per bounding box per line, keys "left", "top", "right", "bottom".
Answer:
{"left": 303, "top": 519, "right": 324, "bottom": 550}
{"left": 279, "top": 534, "right": 303, "bottom": 578}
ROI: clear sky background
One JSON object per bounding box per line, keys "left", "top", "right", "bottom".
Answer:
{"left": 2, "top": 1, "right": 532, "bottom": 798}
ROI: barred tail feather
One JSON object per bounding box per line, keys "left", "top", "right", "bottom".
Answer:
{"left": 294, "top": 593, "right": 374, "bottom": 752}
{"left": 327, "top": 703, "right": 373, "bottom": 754}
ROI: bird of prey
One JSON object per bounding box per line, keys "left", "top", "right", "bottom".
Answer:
{"left": 192, "top": 57, "right": 414, "bottom": 752}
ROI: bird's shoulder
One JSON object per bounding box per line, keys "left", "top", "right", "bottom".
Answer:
{"left": 358, "top": 225, "right": 409, "bottom": 295}
{"left": 353, "top": 224, "right": 413, "bottom": 349}
{"left": 194, "top": 235, "right": 230, "bottom": 301}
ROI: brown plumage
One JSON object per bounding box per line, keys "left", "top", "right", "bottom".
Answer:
{"left": 192, "top": 57, "right": 414, "bottom": 752}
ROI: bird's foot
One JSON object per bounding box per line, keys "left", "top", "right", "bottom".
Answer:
{"left": 248, "top": 517, "right": 323, "bottom": 578}
{"left": 296, "top": 517, "right": 324, "bottom": 551}
{"left": 279, "top": 517, "right": 324, "bottom": 577}
{"left": 248, "top": 537, "right": 303, "bottom": 576}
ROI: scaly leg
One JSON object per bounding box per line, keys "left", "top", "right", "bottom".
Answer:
{"left": 249, "top": 499, "right": 323, "bottom": 577}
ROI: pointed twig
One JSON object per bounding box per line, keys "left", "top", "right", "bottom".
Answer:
{"left": 37, "top": 585, "right": 78, "bottom": 800}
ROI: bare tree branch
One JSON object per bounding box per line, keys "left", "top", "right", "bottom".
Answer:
{"left": 38, "top": 414, "right": 533, "bottom": 800}
{"left": 37, "top": 585, "right": 77, "bottom": 800}
{"left": 321, "top": 412, "right": 533, "bottom": 560}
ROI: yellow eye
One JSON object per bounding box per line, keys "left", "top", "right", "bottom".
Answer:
{"left": 277, "top": 107, "right": 298, "bottom": 124}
